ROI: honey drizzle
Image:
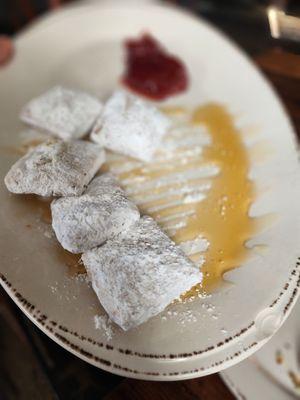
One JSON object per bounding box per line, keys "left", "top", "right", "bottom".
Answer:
{"left": 106, "top": 103, "right": 259, "bottom": 294}
{"left": 186, "top": 104, "right": 258, "bottom": 292}
{"left": 0, "top": 139, "right": 46, "bottom": 157}
{"left": 55, "top": 247, "right": 85, "bottom": 276}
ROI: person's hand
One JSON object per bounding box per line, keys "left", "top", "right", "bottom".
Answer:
{"left": 0, "top": 36, "right": 13, "bottom": 66}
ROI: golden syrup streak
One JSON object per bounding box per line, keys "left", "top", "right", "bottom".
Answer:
{"left": 184, "top": 104, "right": 258, "bottom": 293}
{"left": 106, "top": 103, "right": 259, "bottom": 295}
{"left": 55, "top": 247, "right": 86, "bottom": 277}
{"left": 0, "top": 139, "right": 47, "bottom": 156}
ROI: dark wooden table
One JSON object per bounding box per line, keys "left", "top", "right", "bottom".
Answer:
{"left": 1, "top": 2, "right": 300, "bottom": 399}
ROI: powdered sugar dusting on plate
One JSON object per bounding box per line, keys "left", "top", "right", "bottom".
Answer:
{"left": 94, "top": 314, "right": 114, "bottom": 341}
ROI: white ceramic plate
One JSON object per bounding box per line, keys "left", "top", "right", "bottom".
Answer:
{"left": 0, "top": 3, "right": 300, "bottom": 380}
{"left": 221, "top": 299, "right": 300, "bottom": 399}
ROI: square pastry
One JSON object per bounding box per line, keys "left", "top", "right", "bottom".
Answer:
{"left": 4, "top": 140, "right": 105, "bottom": 197}
{"left": 91, "top": 90, "right": 170, "bottom": 161}
{"left": 51, "top": 173, "right": 140, "bottom": 253}
{"left": 82, "top": 216, "right": 202, "bottom": 330}
{"left": 20, "top": 86, "right": 102, "bottom": 140}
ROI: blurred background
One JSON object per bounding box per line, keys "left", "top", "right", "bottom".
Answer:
{"left": 0, "top": 1, "right": 300, "bottom": 399}
{"left": 1, "top": 0, "right": 300, "bottom": 54}
{"left": 0, "top": 1, "right": 287, "bottom": 34}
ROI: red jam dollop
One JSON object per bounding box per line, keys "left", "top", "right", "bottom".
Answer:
{"left": 122, "top": 34, "right": 189, "bottom": 101}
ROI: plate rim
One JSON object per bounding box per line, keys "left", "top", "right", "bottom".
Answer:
{"left": 1, "top": 262, "right": 299, "bottom": 381}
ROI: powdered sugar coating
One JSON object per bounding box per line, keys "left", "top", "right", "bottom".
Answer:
{"left": 20, "top": 86, "right": 102, "bottom": 140}
{"left": 82, "top": 216, "right": 202, "bottom": 331}
{"left": 91, "top": 90, "right": 170, "bottom": 161}
{"left": 4, "top": 140, "right": 105, "bottom": 197}
{"left": 51, "top": 173, "right": 140, "bottom": 253}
